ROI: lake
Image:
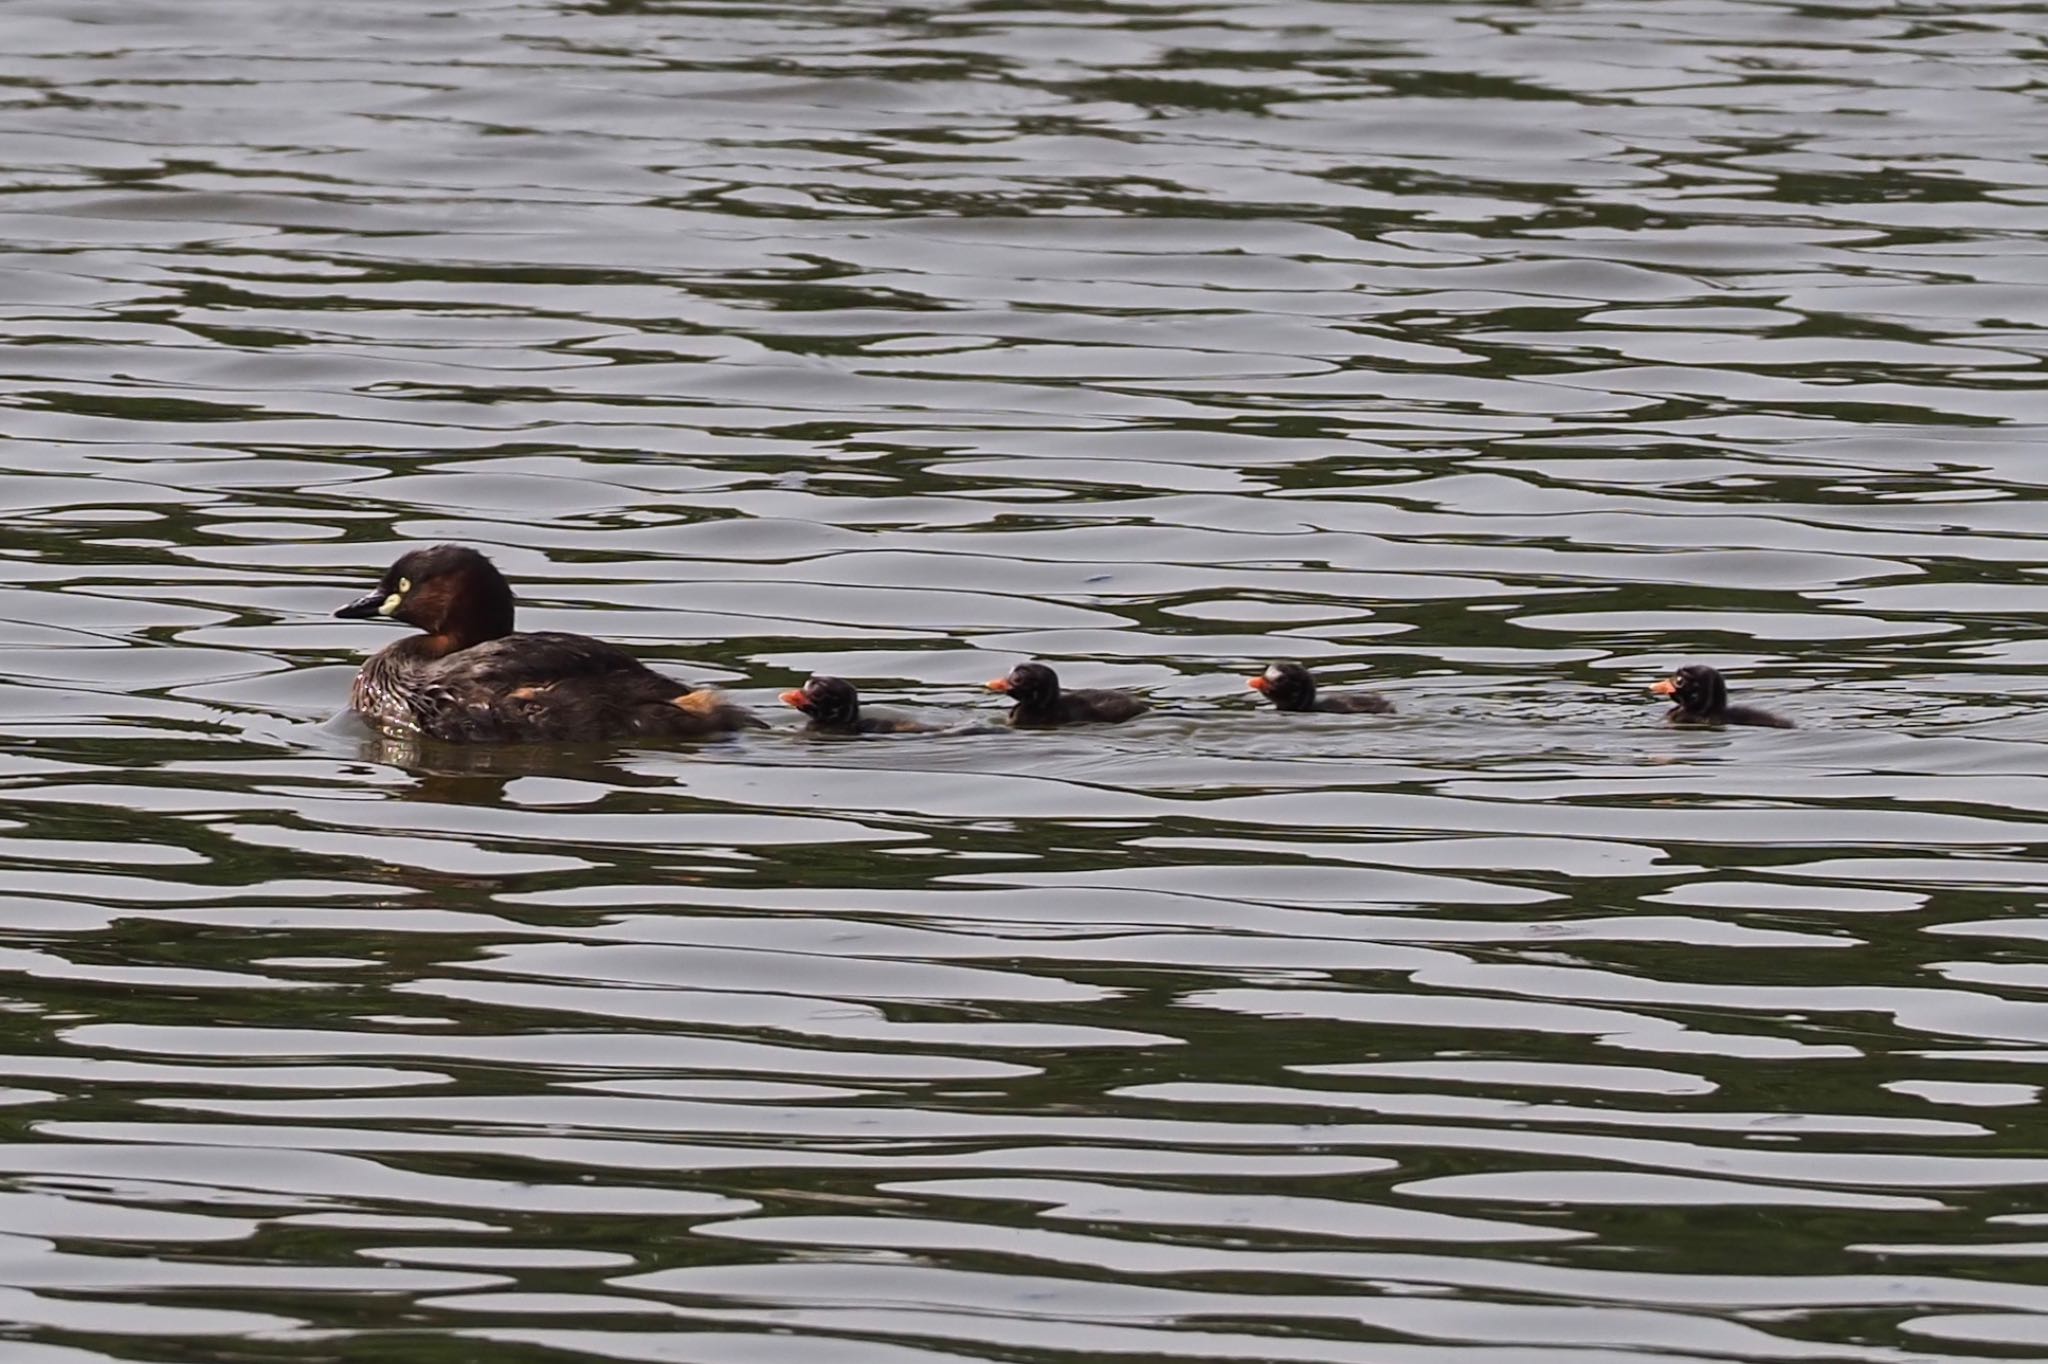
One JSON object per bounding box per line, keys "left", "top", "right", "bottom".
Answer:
{"left": 2, "top": 1, "right": 2048, "bottom": 1361}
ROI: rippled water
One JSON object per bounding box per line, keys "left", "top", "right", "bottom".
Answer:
{"left": 3, "top": 1, "right": 2048, "bottom": 1360}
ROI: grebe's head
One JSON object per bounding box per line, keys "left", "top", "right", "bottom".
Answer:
{"left": 336, "top": 544, "right": 515, "bottom": 648}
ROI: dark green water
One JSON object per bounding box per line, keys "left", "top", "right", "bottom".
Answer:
{"left": 2, "top": 1, "right": 2048, "bottom": 1360}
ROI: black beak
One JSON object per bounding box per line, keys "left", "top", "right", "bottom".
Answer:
{"left": 334, "top": 589, "right": 389, "bottom": 620}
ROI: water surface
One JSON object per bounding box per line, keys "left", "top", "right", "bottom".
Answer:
{"left": 3, "top": 1, "right": 2048, "bottom": 1361}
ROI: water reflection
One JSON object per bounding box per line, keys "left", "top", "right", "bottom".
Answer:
{"left": 1, "top": 0, "right": 2047, "bottom": 1361}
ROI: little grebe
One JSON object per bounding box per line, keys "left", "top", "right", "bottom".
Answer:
{"left": 986, "top": 662, "right": 1147, "bottom": 727}
{"left": 1248, "top": 661, "right": 1393, "bottom": 714}
{"left": 334, "top": 544, "right": 762, "bottom": 743}
{"left": 1650, "top": 664, "right": 1793, "bottom": 729}
{"left": 780, "top": 675, "right": 936, "bottom": 734}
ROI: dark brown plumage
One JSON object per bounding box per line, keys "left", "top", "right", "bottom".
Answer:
{"left": 335, "top": 544, "right": 762, "bottom": 743}
{"left": 780, "top": 675, "right": 935, "bottom": 734}
{"left": 987, "top": 662, "right": 1147, "bottom": 727}
{"left": 1650, "top": 664, "right": 1793, "bottom": 729}
{"left": 1247, "top": 662, "right": 1393, "bottom": 715}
